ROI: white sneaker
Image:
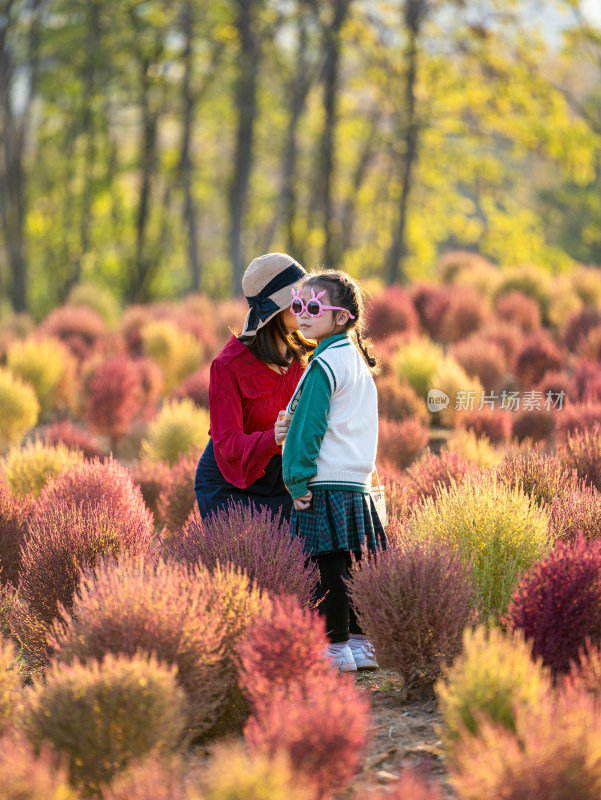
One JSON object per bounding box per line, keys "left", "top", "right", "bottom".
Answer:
{"left": 325, "top": 643, "right": 357, "bottom": 672}
{"left": 349, "top": 637, "right": 378, "bottom": 669}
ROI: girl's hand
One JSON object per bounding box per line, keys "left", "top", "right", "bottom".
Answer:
{"left": 293, "top": 490, "right": 313, "bottom": 511}
{"left": 274, "top": 410, "right": 290, "bottom": 446}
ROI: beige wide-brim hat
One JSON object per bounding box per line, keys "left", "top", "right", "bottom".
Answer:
{"left": 240, "top": 253, "right": 306, "bottom": 337}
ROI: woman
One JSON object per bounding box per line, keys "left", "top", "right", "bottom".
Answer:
{"left": 194, "top": 252, "right": 307, "bottom": 520}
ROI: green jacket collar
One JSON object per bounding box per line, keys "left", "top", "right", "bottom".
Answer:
{"left": 313, "top": 333, "right": 349, "bottom": 357}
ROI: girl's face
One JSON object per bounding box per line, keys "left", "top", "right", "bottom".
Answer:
{"left": 280, "top": 306, "right": 299, "bottom": 334}
{"left": 294, "top": 286, "right": 349, "bottom": 343}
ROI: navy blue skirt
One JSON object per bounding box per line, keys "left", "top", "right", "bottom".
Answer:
{"left": 194, "top": 439, "right": 293, "bottom": 522}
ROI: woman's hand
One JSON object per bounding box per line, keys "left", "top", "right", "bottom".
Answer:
{"left": 293, "top": 490, "right": 313, "bottom": 511}
{"left": 274, "top": 410, "right": 290, "bottom": 446}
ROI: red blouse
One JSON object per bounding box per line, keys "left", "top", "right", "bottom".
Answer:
{"left": 208, "top": 335, "right": 304, "bottom": 489}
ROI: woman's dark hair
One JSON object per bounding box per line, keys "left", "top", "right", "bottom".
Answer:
{"left": 238, "top": 312, "right": 310, "bottom": 367}
{"left": 302, "top": 270, "right": 380, "bottom": 373}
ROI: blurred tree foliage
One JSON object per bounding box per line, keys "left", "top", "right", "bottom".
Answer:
{"left": 0, "top": 0, "right": 599, "bottom": 316}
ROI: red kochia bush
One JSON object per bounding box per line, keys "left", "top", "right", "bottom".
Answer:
{"left": 0, "top": 735, "right": 76, "bottom": 799}
{"left": 511, "top": 408, "right": 556, "bottom": 444}
{"left": 410, "top": 282, "right": 451, "bottom": 340}
{"left": 375, "top": 376, "right": 428, "bottom": 423}
{"left": 85, "top": 355, "right": 143, "bottom": 443}
{"left": 43, "top": 419, "right": 104, "bottom": 459}
{"left": 513, "top": 330, "right": 564, "bottom": 388}
{"left": 0, "top": 480, "right": 33, "bottom": 586}
{"left": 450, "top": 338, "right": 507, "bottom": 392}
{"left": 38, "top": 456, "right": 154, "bottom": 534}
{"left": 496, "top": 451, "right": 580, "bottom": 509}
{"left": 40, "top": 305, "right": 107, "bottom": 361}
{"left": 494, "top": 290, "right": 541, "bottom": 332}
{"left": 164, "top": 503, "right": 318, "bottom": 608}
{"left": 557, "top": 424, "right": 601, "bottom": 492}
{"left": 403, "top": 450, "right": 476, "bottom": 506}
{"left": 238, "top": 595, "right": 329, "bottom": 711}
{"left": 562, "top": 307, "right": 601, "bottom": 352}
{"left": 505, "top": 537, "right": 601, "bottom": 677}
{"left": 556, "top": 402, "right": 601, "bottom": 439}
{"left": 157, "top": 452, "right": 197, "bottom": 531}
{"left": 245, "top": 670, "right": 371, "bottom": 800}
{"left": 564, "top": 641, "right": 601, "bottom": 696}
{"left": 365, "top": 286, "right": 419, "bottom": 340}
{"left": 135, "top": 356, "right": 163, "bottom": 419}
{"left": 377, "top": 416, "right": 429, "bottom": 472}
{"left": 550, "top": 484, "right": 601, "bottom": 542}
{"left": 570, "top": 358, "right": 601, "bottom": 403}
{"left": 103, "top": 757, "right": 189, "bottom": 800}
{"left": 131, "top": 458, "right": 172, "bottom": 518}
{"left": 19, "top": 500, "right": 153, "bottom": 628}
{"left": 456, "top": 408, "right": 512, "bottom": 445}
{"left": 347, "top": 538, "right": 474, "bottom": 688}
{"left": 171, "top": 364, "right": 210, "bottom": 408}
{"left": 439, "top": 287, "right": 487, "bottom": 343}
{"left": 479, "top": 320, "right": 523, "bottom": 363}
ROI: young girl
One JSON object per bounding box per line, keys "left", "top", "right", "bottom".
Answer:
{"left": 282, "top": 270, "right": 387, "bottom": 671}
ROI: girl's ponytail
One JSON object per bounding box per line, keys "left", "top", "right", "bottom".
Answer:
{"left": 355, "top": 328, "right": 378, "bottom": 370}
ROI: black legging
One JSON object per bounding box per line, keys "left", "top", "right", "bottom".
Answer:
{"left": 313, "top": 550, "right": 363, "bottom": 643}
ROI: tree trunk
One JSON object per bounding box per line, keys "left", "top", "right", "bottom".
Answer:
{"left": 319, "top": 0, "right": 351, "bottom": 267}
{"left": 387, "top": 0, "right": 426, "bottom": 285}
{"left": 0, "top": 0, "right": 45, "bottom": 312}
{"left": 228, "top": 0, "right": 261, "bottom": 293}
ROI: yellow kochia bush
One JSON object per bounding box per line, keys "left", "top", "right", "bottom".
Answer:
{"left": 1, "top": 441, "right": 83, "bottom": 497}
{"left": 436, "top": 625, "right": 550, "bottom": 763}
{"left": 0, "top": 368, "right": 39, "bottom": 454}
{"left": 141, "top": 320, "right": 203, "bottom": 393}
{"left": 141, "top": 398, "right": 209, "bottom": 465}
{"left": 23, "top": 653, "right": 186, "bottom": 795}
{"left": 7, "top": 337, "right": 76, "bottom": 415}
{"left": 405, "top": 473, "right": 551, "bottom": 621}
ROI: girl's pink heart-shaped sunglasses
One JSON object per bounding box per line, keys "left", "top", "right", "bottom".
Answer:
{"left": 290, "top": 287, "right": 355, "bottom": 319}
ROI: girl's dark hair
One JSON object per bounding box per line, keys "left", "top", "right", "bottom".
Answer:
{"left": 238, "top": 312, "right": 311, "bottom": 367}
{"left": 302, "top": 270, "right": 379, "bottom": 373}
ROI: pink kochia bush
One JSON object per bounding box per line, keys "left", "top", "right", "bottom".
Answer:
{"left": 40, "top": 305, "right": 107, "bottom": 361}
{"left": 171, "top": 364, "right": 210, "bottom": 408}
{"left": 85, "top": 355, "right": 143, "bottom": 444}
{"left": 494, "top": 290, "right": 541, "bottom": 332}
{"left": 403, "top": 450, "right": 476, "bottom": 507}
{"left": 238, "top": 595, "right": 328, "bottom": 711}
{"left": 131, "top": 458, "right": 171, "bottom": 519}
{"left": 245, "top": 669, "right": 371, "bottom": 800}
{"left": 456, "top": 408, "right": 512, "bottom": 445}
{"left": 38, "top": 457, "right": 155, "bottom": 534}
{"left": 557, "top": 424, "right": 601, "bottom": 492}
{"left": 562, "top": 307, "right": 601, "bottom": 353}
{"left": 0, "top": 480, "right": 33, "bottom": 586}
{"left": 451, "top": 338, "right": 507, "bottom": 392}
{"left": 19, "top": 500, "right": 153, "bottom": 630}
{"left": 157, "top": 452, "right": 198, "bottom": 531}
{"left": 511, "top": 408, "right": 556, "bottom": 444}
{"left": 495, "top": 451, "right": 580, "bottom": 509}
{"left": 513, "top": 330, "right": 563, "bottom": 388}
{"left": 451, "top": 688, "right": 601, "bottom": 800}
{"left": 347, "top": 538, "right": 474, "bottom": 688}
{"left": 42, "top": 419, "right": 105, "bottom": 459}
{"left": 365, "top": 286, "right": 419, "bottom": 340}
{"left": 505, "top": 537, "right": 601, "bottom": 677}
{"left": 377, "top": 416, "right": 429, "bottom": 472}
{"left": 0, "top": 734, "right": 78, "bottom": 799}
{"left": 556, "top": 402, "right": 601, "bottom": 439}
{"left": 550, "top": 483, "right": 601, "bottom": 541}
{"left": 570, "top": 359, "right": 601, "bottom": 404}
{"left": 164, "top": 502, "right": 318, "bottom": 608}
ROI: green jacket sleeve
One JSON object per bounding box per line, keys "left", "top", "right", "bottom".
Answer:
{"left": 282, "top": 361, "right": 331, "bottom": 499}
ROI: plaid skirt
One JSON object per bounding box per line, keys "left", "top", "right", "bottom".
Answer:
{"left": 290, "top": 489, "right": 388, "bottom": 556}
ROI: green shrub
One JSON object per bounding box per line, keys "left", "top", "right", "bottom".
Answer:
{"left": 436, "top": 625, "right": 550, "bottom": 762}
{"left": 0, "top": 368, "right": 39, "bottom": 454}
{"left": 7, "top": 337, "right": 75, "bottom": 416}
{"left": 202, "top": 743, "right": 311, "bottom": 800}
{"left": 405, "top": 474, "right": 551, "bottom": 621}
{"left": 1, "top": 441, "right": 83, "bottom": 497}
{"left": 0, "top": 735, "right": 79, "bottom": 800}
{"left": 24, "top": 653, "right": 186, "bottom": 795}
{"left": 141, "top": 399, "right": 209, "bottom": 465}
{"left": 141, "top": 320, "right": 203, "bottom": 393}
{"left": 393, "top": 338, "right": 444, "bottom": 399}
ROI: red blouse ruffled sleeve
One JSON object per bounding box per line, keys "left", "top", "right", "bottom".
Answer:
{"left": 208, "top": 336, "right": 303, "bottom": 489}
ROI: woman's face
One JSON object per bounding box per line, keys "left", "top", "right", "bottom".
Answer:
{"left": 281, "top": 306, "right": 299, "bottom": 334}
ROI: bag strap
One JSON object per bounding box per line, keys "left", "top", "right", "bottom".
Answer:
{"left": 373, "top": 467, "right": 384, "bottom": 499}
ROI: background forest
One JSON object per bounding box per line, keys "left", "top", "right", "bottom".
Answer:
{"left": 1, "top": 0, "right": 601, "bottom": 318}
